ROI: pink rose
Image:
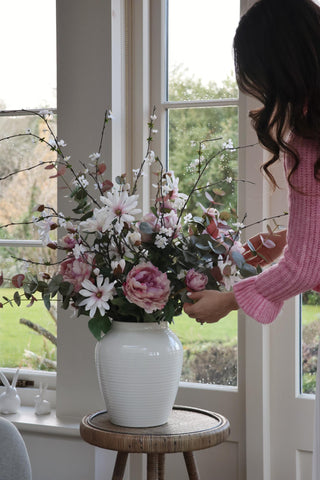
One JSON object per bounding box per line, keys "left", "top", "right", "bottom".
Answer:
{"left": 123, "top": 262, "right": 171, "bottom": 313}
{"left": 185, "top": 269, "right": 208, "bottom": 291}
{"left": 59, "top": 255, "right": 93, "bottom": 292}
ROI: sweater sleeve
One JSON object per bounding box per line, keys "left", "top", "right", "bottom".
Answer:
{"left": 233, "top": 135, "right": 320, "bottom": 324}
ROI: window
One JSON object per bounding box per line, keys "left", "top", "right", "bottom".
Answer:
{"left": 0, "top": 1, "right": 57, "bottom": 388}
{"left": 162, "top": 0, "right": 240, "bottom": 385}
{"left": 301, "top": 291, "right": 320, "bottom": 394}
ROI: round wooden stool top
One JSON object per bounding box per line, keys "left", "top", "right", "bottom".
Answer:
{"left": 80, "top": 405, "right": 230, "bottom": 454}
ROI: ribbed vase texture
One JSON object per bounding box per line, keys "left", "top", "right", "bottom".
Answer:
{"left": 95, "top": 321, "right": 183, "bottom": 427}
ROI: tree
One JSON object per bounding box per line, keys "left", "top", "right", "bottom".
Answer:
{"left": 167, "top": 67, "right": 239, "bottom": 216}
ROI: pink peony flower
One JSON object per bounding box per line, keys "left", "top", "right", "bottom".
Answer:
{"left": 185, "top": 269, "right": 208, "bottom": 291}
{"left": 123, "top": 262, "right": 171, "bottom": 313}
{"left": 59, "top": 255, "right": 93, "bottom": 292}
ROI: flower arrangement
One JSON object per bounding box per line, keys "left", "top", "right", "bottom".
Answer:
{"left": 0, "top": 108, "right": 284, "bottom": 340}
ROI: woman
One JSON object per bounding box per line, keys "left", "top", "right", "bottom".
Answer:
{"left": 183, "top": 0, "right": 320, "bottom": 477}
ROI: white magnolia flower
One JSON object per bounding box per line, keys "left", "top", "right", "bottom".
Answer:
{"left": 80, "top": 207, "right": 111, "bottom": 233}
{"left": 126, "top": 230, "right": 141, "bottom": 246}
{"left": 177, "top": 270, "right": 187, "bottom": 280}
{"left": 74, "top": 175, "right": 89, "bottom": 188}
{"left": 48, "top": 138, "right": 57, "bottom": 149}
{"left": 155, "top": 235, "right": 168, "bottom": 249}
{"left": 184, "top": 213, "right": 193, "bottom": 224}
{"left": 100, "top": 190, "right": 141, "bottom": 232}
{"left": 171, "top": 194, "right": 188, "bottom": 210}
{"left": 89, "top": 152, "right": 101, "bottom": 162}
{"left": 162, "top": 172, "right": 179, "bottom": 196}
{"left": 33, "top": 213, "right": 55, "bottom": 245}
{"left": 111, "top": 259, "right": 126, "bottom": 272}
{"left": 159, "top": 226, "right": 173, "bottom": 237}
{"left": 72, "top": 243, "right": 87, "bottom": 259}
{"left": 144, "top": 150, "right": 155, "bottom": 166}
{"left": 223, "top": 139, "right": 236, "bottom": 152}
{"left": 233, "top": 221, "right": 245, "bottom": 230}
{"left": 39, "top": 109, "right": 53, "bottom": 119}
{"left": 79, "top": 276, "right": 116, "bottom": 318}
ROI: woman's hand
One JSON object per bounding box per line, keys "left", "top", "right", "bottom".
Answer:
{"left": 183, "top": 290, "right": 239, "bottom": 324}
{"left": 243, "top": 229, "right": 287, "bottom": 267}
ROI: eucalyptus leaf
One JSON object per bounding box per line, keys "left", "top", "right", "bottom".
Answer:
{"left": 13, "top": 291, "right": 21, "bottom": 306}
{"left": 247, "top": 239, "right": 256, "bottom": 253}
{"left": 231, "top": 251, "right": 245, "bottom": 268}
{"left": 240, "top": 263, "right": 257, "bottom": 278}
{"left": 42, "top": 293, "right": 51, "bottom": 310}
{"left": 62, "top": 295, "right": 71, "bottom": 310}
{"left": 59, "top": 281, "right": 74, "bottom": 297}
{"left": 192, "top": 216, "right": 205, "bottom": 225}
{"left": 80, "top": 211, "right": 94, "bottom": 221}
{"left": 195, "top": 243, "right": 211, "bottom": 251}
{"left": 139, "top": 222, "right": 154, "bottom": 234}
{"left": 208, "top": 242, "right": 226, "bottom": 255}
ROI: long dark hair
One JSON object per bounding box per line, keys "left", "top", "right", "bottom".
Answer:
{"left": 233, "top": 0, "right": 320, "bottom": 189}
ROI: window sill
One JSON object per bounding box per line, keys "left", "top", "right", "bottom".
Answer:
{"left": 0, "top": 406, "right": 81, "bottom": 437}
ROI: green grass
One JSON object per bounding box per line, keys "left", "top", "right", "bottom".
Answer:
{"left": 171, "top": 304, "right": 320, "bottom": 346}
{"left": 171, "top": 311, "right": 238, "bottom": 346}
{"left": 300, "top": 304, "right": 320, "bottom": 326}
{"left": 0, "top": 288, "right": 56, "bottom": 368}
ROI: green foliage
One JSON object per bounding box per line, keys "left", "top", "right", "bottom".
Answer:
{"left": 88, "top": 315, "right": 112, "bottom": 341}
{"left": 182, "top": 341, "right": 237, "bottom": 386}
{"left": 302, "top": 290, "right": 320, "bottom": 306}
{"left": 168, "top": 68, "right": 239, "bottom": 217}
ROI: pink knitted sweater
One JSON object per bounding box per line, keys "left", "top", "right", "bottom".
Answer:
{"left": 233, "top": 133, "right": 320, "bottom": 324}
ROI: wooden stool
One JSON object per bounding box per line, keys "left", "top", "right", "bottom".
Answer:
{"left": 80, "top": 405, "right": 230, "bottom": 480}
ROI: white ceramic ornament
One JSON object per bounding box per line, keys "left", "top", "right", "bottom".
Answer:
{"left": 34, "top": 383, "right": 51, "bottom": 415}
{"left": 0, "top": 369, "right": 21, "bottom": 414}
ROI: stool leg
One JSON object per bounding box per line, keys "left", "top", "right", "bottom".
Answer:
{"left": 112, "top": 452, "right": 128, "bottom": 480}
{"left": 158, "top": 454, "right": 165, "bottom": 480}
{"left": 183, "top": 452, "right": 200, "bottom": 480}
{"left": 147, "top": 453, "right": 158, "bottom": 480}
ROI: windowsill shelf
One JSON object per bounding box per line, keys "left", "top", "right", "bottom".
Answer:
{"left": 0, "top": 406, "right": 81, "bottom": 437}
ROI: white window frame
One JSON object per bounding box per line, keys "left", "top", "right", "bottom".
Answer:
{"left": 0, "top": 111, "right": 58, "bottom": 399}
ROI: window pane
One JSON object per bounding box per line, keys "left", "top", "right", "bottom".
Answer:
{"left": 167, "top": 0, "right": 240, "bottom": 101}
{"left": 0, "top": 0, "right": 56, "bottom": 110}
{"left": 301, "top": 291, "right": 320, "bottom": 394}
{"left": 0, "top": 115, "right": 57, "bottom": 239}
{"left": 0, "top": 246, "right": 57, "bottom": 371}
{"left": 168, "top": 106, "right": 239, "bottom": 385}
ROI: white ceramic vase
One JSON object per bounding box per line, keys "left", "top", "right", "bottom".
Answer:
{"left": 95, "top": 320, "right": 183, "bottom": 427}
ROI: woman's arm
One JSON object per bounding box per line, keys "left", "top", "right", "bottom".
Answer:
{"left": 184, "top": 136, "right": 320, "bottom": 325}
